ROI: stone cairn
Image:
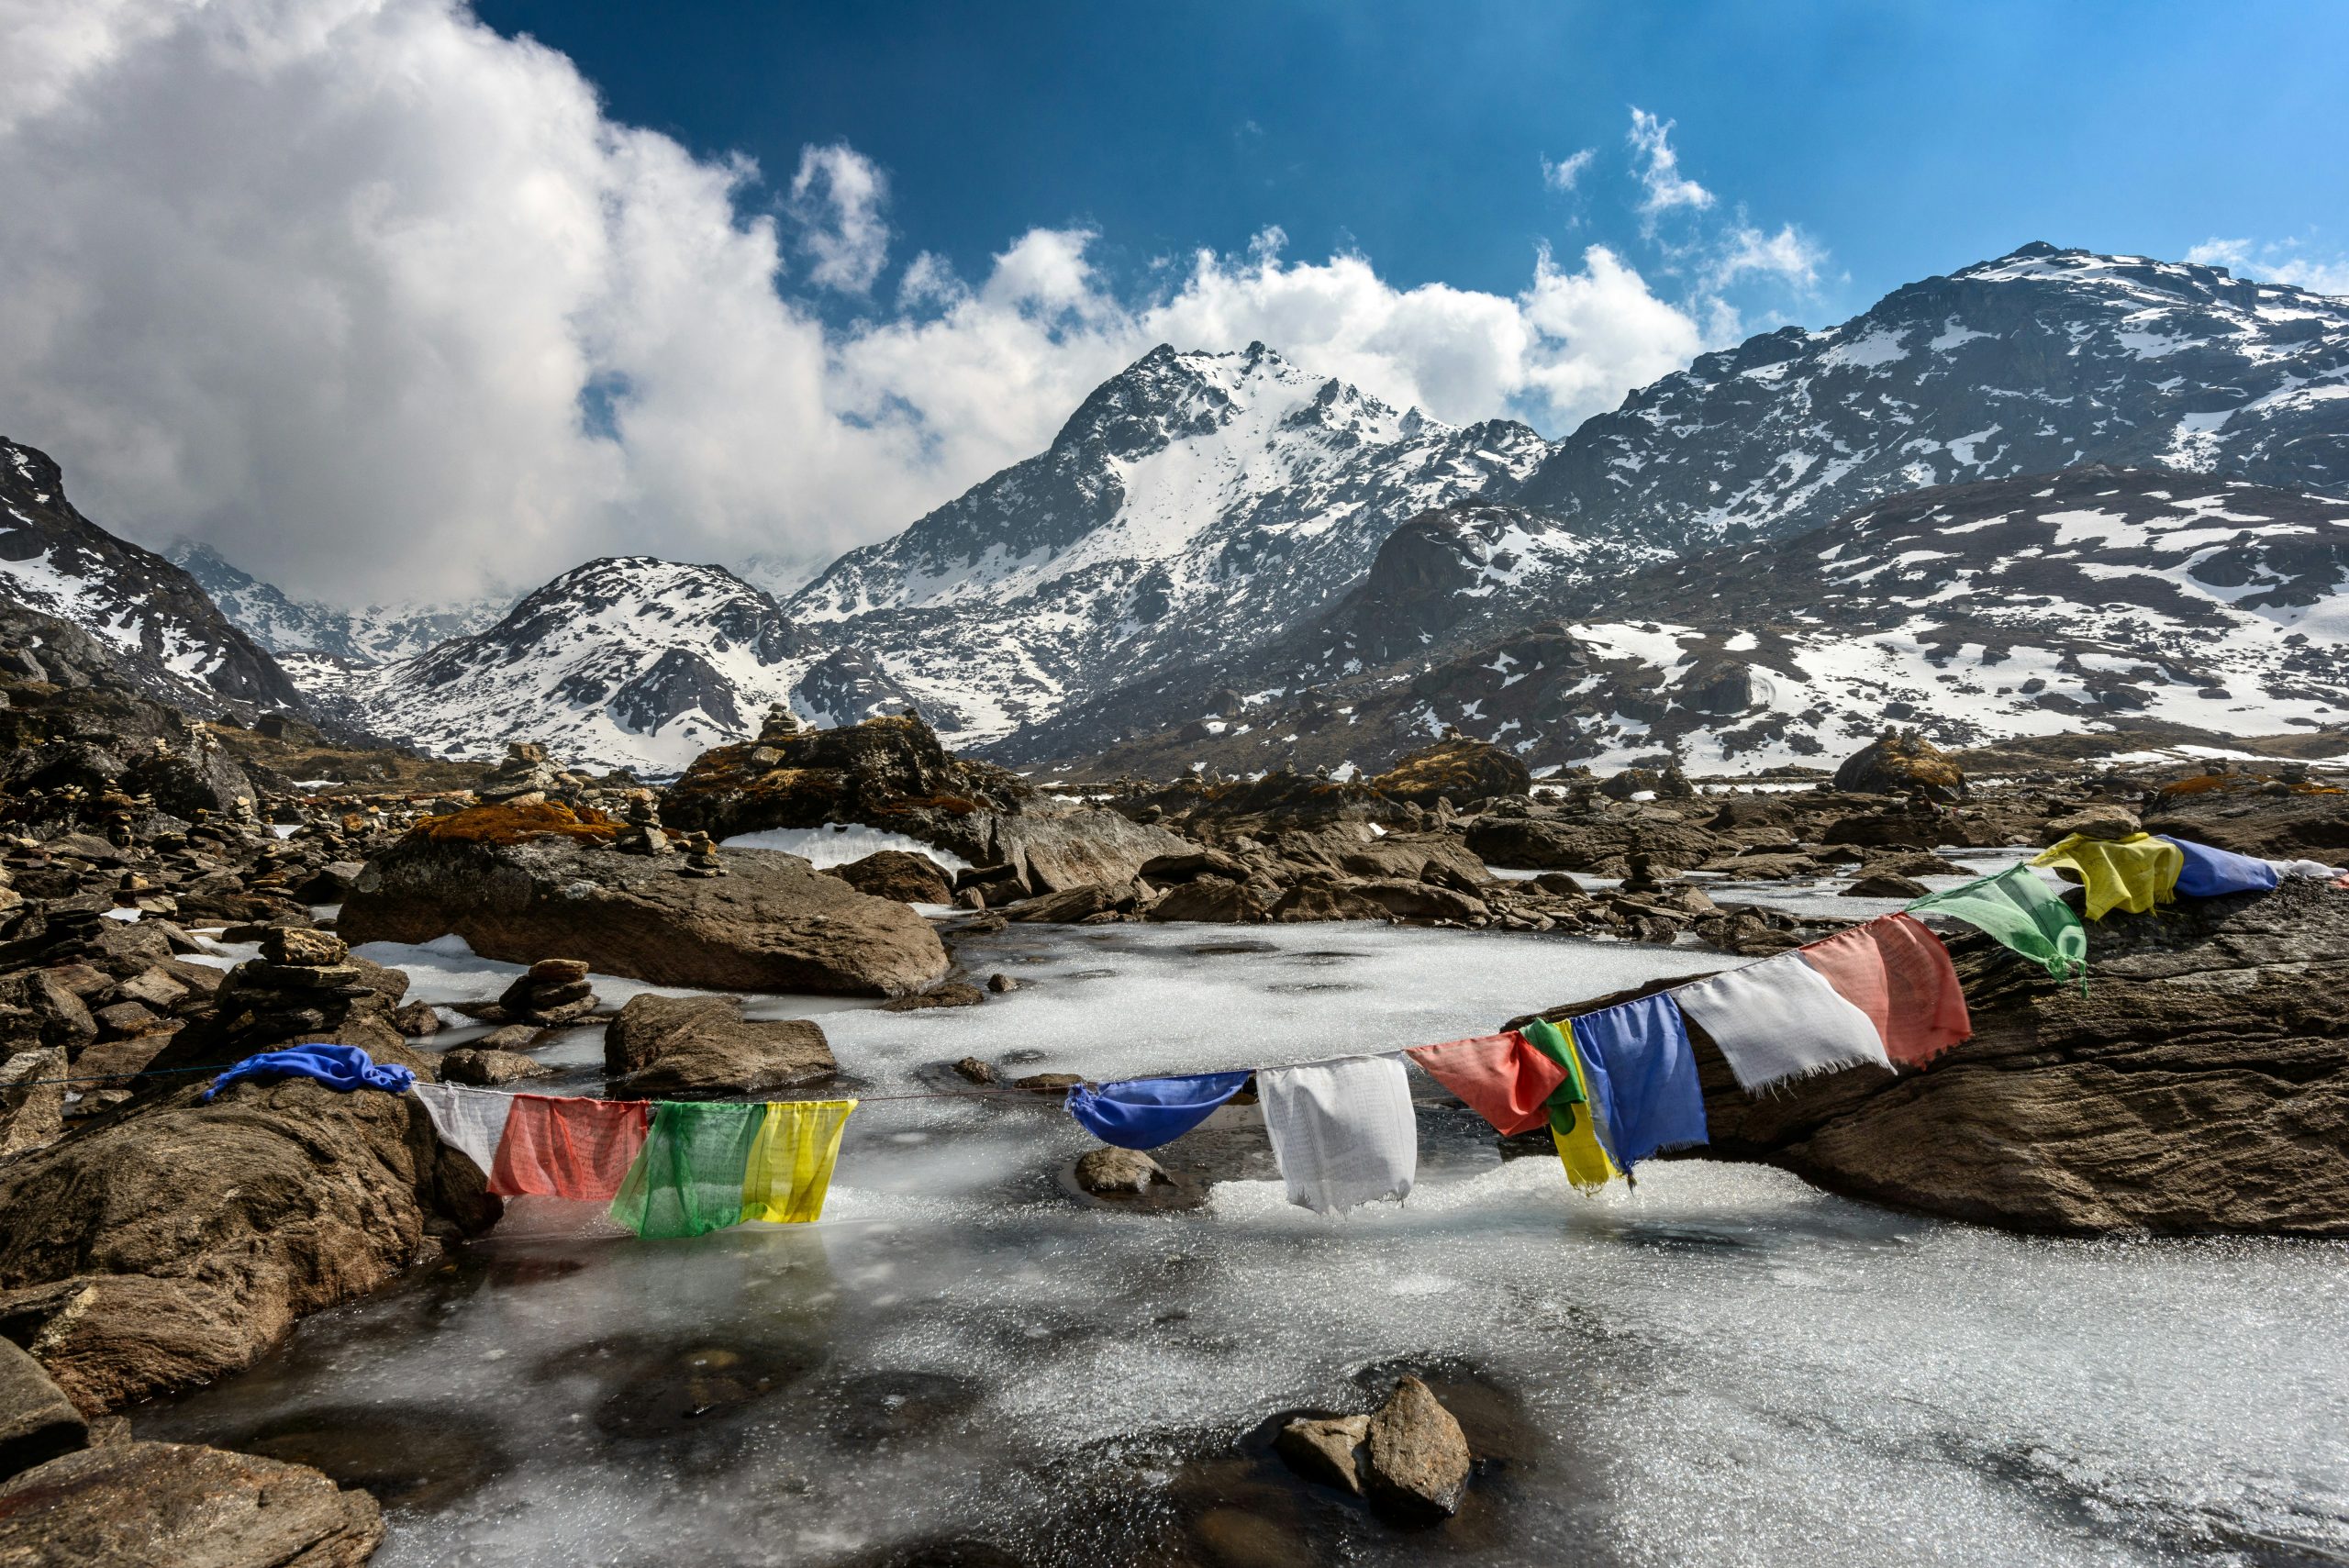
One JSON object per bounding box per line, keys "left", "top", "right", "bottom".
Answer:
{"left": 477, "top": 742, "right": 562, "bottom": 806}
{"left": 485, "top": 958, "right": 597, "bottom": 1026}
{"left": 744, "top": 703, "right": 801, "bottom": 769}
{"left": 675, "top": 829, "right": 725, "bottom": 878}
{"left": 212, "top": 927, "right": 374, "bottom": 1047}
{"left": 614, "top": 794, "right": 672, "bottom": 856}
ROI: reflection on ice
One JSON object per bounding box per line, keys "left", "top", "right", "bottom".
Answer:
{"left": 138, "top": 920, "right": 2349, "bottom": 1567}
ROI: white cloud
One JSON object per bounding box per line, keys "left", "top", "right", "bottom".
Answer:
{"left": 1627, "top": 106, "right": 1713, "bottom": 223}
{"left": 1542, "top": 149, "right": 1595, "bottom": 192}
{"left": 788, "top": 142, "right": 891, "bottom": 294}
{"left": 1706, "top": 222, "right": 1829, "bottom": 291}
{"left": 0, "top": 0, "right": 1723, "bottom": 605}
{"left": 2187, "top": 237, "right": 2349, "bottom": 297}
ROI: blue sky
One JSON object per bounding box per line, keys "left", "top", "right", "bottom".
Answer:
{"left": 477, "top": 0, "right": 2349, "bottom": 329}
{"left": 6, "top": 0, "right": 2345, "bottom": 601}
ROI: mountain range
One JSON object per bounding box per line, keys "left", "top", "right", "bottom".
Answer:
{"left": 5, "top": 242, "right": 2346, "bottom": 777}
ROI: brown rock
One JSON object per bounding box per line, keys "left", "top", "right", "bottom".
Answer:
{"left": 1072, "top": 1145, "right": 1168, "bottom": 1195}
{"left": 951, "top": 1057, "right": 997, "bottom": 1085}
{"left": 1274, "top": 1413, "right": 1369, "bottom": 1496}
{"left": 1269, "top": 880, "right": 1396, "bottom": 922}
{"left": 1008, "top": 882, "right": 1141, "bottom": 924}
{"left": 2043, "top": 806, "right": 2142, "bottom": 841}
{"left": 880, "top": 983, "right": 986, "bottom": 1012}
{"left": 1010, "top": 1073, "right": 1081, "bottom": 1095}
{"left": 0, "top": 1051, "right": 66, "bottom": 1161}
{"left": 0, "top": 1337, "right": 86, "bottom": 1482}
{"left": 985, "top": 973, "right": 1019, "bottom": 994}
{"left": 0, "top": 1077, "right": 495, "bottom": 1411}
{"left": 474, "top": 1024, "right": 540, "bottom": 1053}
{"left": 340, "top": 835, "right": 948, "bottom": 996}
{"left": 1362, "top": 1376, "right": 1472, "bottom": 1523}
{"left": 1143, "top": 879, "right": 1269, "bottom": 924}
{"left": 828, "top": 850, "right": 954, "bottom": 906}
{"left": 0, "top": 1440, "right": 383, "bottom": 1567}
{"left": 1832, "top": 727, "right": 1965, "bottom": 800}
{"left": 89, "top": 1001, "right": 165, "bottom": 1040}
{"left": 602, "top": 994, "right": 835, "bottom": 1098}
{"left": 2143, "top": 787, "right": 2349, "bottom": 864}
{"left": 113, "top": 968, "right": 187, "bottom": 1013}
{"left": 0, "top": 973, "right": 95, "bottom": 1055}
{"left": 436, "top": 1047, "right": 551, "bottom": 1086}
{"left": 390, "top": 1000, "right": 443, "bottom": 1037}
{"left": 1368, "top": 737, "right": 1531, "bottom": 806}
{"left": 261, "top": 927, "right": 347, "bottom": 967}
{"left": 526, "top": 958, "right": 590, "bottom": 984}
{"left": 1842, "top": 872, "right": 1930, "bottom": 899}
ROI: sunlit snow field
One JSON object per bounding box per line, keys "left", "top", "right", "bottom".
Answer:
{"left": 139, "top": 914, "right": 2349, "bottom": 1567}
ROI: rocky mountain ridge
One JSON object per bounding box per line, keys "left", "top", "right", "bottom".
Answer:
{"left": 165, "top": 540, "right": 507, "bottom": 666}
{"left": 0, "top": 439, "right": 305, "bottom": 718}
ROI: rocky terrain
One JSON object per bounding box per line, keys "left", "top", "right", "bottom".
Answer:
{"left": 0, "top": 658, "right": 2342, "bottom": 1559}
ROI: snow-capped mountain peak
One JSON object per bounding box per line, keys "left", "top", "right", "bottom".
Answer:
{"left": 785, "top": 342, "right": 1554, "bottom": 743}
{"left": 166, "top": 540, "right": 508, "bottom": 666}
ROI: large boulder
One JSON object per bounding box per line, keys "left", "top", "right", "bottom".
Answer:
{"left": 1462, "top": 811, "right": 1718, "bottom": 873}
{"left": 2143, "top": 782, "right": 2349, "bottom": 865}
{"left": 603, "top": 994, "right": 837, "bottom": 1098}
{"left": 340, "top": 826, "right": 948, "bottom": 996}
{"left": 1832, "top": 726, "right": 1965, "bottom": 800}
{"left": 827, "top": 850, "right": 954, "bottom": 905}
{"left": 0, "top": 1076, "right": 496, "bottom": 1412}
{"left": 948, "top": 807, "right": 1191, "bottom": 896}
{"left": 1367, "top": 737, "right": 1531, "bottom": 806}
{"left": 1516, "top": 877, "right": 2349, "bottom": 1236}
{"left": 0, "top": 1440, "right": 383, "bottom": 1566}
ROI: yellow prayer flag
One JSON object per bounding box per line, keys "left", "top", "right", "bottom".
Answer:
{"left": 740, "top": 1099, "right": 858, "bottom": 1224}
{"left": 2030, "top": 833, "right": 2182, "bottom": 921}
{"left": 1553, "top": 1022, "right": 1619, "bottom": 1192}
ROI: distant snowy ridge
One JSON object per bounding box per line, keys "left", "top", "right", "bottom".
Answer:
{"left": 167, "top": 540, "right": 508, "bottom": 665}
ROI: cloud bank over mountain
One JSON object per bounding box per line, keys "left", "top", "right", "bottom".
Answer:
{"left": 0, "top": 0, "right": 1810, "bottom": 603}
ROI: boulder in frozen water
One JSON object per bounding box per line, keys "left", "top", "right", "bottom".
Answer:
{"left": 340, "top": 823, "right": 949, "bottom": 996}
{"left": 1363, "top": 1375, "right": 1473, "bottom": 1523}
{"left": 603, "top": 993, "right": 836, "bottom": 1098}
{"left": 0, "top": 1440, "right": 383, "bottom": 1567}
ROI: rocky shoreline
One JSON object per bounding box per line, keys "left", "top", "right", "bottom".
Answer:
{"left": 1, "top": 655, "right": 2344, "bottom": 1561}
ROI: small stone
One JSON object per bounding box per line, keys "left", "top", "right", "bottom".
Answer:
{"left": 985, "top": 973, "right": 1019, "bottom": 994}
{"left": 437, "top": 1047, "right": 552, "bottom": 1087}
{"left": 2044, "top": 805, "right": 2143, "bottom": 842}
{"left": 1275, "top": 1413, "right": 1370, "bottom": 1496}
{"left": 391, "top": 1000, "right": 443, "bottom": 1038}
{"left": 1073, "top": 1145, "right": 1168, "bottom": 1195}
{"left": 1843, "top": 872, "right": 1930, "bottom": 899}
{"left": 1362, "top": 1376, "right": 1472, "bottom": 1524}
{"left": 951, "top": 1056, "right": 997, "bottom": 1085}
{"left": 1010, "top": 1073, "right": 1082, "bottom": 1095}
{"left": 261, "top": 927, "right": 348, "bottom": 966}
{"left": 527, "top": 958, "right": 591, "bottom": 985}
{"left": 879, "top": 982, "right": 987, "bottom": 1012}
{"left": 476, "top": 1024, "right": 540, "bottom": 1052}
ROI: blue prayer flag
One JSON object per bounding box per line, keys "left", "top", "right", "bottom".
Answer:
{"left": 1065, "top": 1072, "right": 1251, "bottom": 1149}
{"left": 205, "top": 1044, "right": 417, "bottom": 1102}
{"left": 2158, "top": 835, "right": 2280, "bottom": 899}
{"left": 1567, "top": 994, "right": 1708, "bottom": 1169}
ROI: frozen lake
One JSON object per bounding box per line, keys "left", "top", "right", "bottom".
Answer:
{"left": 140, "top": 920, "right": 2349, "bottom": 1566}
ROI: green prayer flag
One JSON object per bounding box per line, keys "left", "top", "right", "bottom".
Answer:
{"left": 1905, "top": 864, "right": 2088, "bottom": 985}
{"left": 609, "top": 1100, "right": 766, "bottom": 1239}
{"left": 1520, "top": 1017, "right": 1588, "bottom": 1135}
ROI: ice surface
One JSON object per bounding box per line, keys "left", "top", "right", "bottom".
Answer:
{"left": 718, "top": 822, "right": 973, "bottom": 873}
{"left": 139, "top": 920, "right": 2349, "bottom": 1566}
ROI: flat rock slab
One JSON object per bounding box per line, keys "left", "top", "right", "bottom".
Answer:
{"left": 0, "top": 1440, "right": 382, "bottom": 1567}
{"left": 604, "top": 994, "right": 836, "bottom": 1098}
{"left": 340, "top": 835, "right": 948, "bottom": 996}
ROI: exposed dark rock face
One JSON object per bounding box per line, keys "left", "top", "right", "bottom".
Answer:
{"left": 1519, "top": 877, "right": 2349, "bottom": 1236}
{"left": 2143, "top": 782, "right": 2349, "bottom": 864}
{"left": 1365, "top": 737, "right": 1531, "bottom": 806}
{"left": 340, "top": 817, "right": 948, "bottom": 995}
{"left": 0, "top": 1340, "right": 86, "bottom": 1480}
{"left": 828, "top": 850, "right": 955, "bottom": 906}
{"left": 1835, "top": 728, "right": 1965, "bottom": 799}
{"left": 792, "top": 646, "right": 920, "bottom": 729}
{"left": 0, "top": 439, "right": 306, "bottom": 717}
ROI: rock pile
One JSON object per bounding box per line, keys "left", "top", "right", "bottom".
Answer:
{"left": 1275, "top": 1375, "right": 1474, "bottom": 1524}
{"left": 460, "top": 957, "right": 598, "bottom": 1027}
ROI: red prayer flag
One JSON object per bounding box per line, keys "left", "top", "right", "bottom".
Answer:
{"left": 1798, "top": 914, "right": 1972, "bottom": 1069}
{"left": 489, "top": 1094, "right": 653, "bottom": 1200}
{"left": 1405, "top": 1031, "right": 1568, "bottom": 1136}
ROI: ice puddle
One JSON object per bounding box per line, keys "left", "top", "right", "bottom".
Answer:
{"left": 139, "top": 921, "right": 2349, "bottom": 1567}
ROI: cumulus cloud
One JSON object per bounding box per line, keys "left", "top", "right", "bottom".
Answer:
{"left": 2187, "top": 237, "right": 2349, "bottom": 297}
{"left": 0, "top": 0, "right": 1729, "bottom": 605}
{"left": 1541, "top": 149, "right": 1595, "bottom": 192}
{"left": 788, "top": 143, "right": 891, "bottom": 294}
{"left": 1627, "top": 107, "right": 1713, "bottom": 223}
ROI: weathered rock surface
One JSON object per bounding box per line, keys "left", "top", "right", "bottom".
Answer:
{"left": 602, "top": 993, "right": 836, "bottom": 1097}
{"left": 340, "top": 822, "right": 948, "bottom": 995}
{"left": 1073, "top": 1146, "right": 1169, "bottom": 1195}
{"left": 0, "top": 1075, "right": 496, "bottom": 1412}
{"left": 0, "top": 1339, "right": 85, "bottom": 1481}
{"left": 0, "top": 1440, "right": 383, "bottom": 1567}
{"left": 1363, "top": 1376, "right": 1473, "bottom": 1523}
{"left": 828, "top": 850, "right": 954, "bottom": 906}
{"left": 1520, "top": 877, "right": 2349, "bottom": 1236}
{"left": 1833, "top": 727, "right": 1965, "bottom": 799}
{"left": 0, "top": 1051, "right": 65, "bottom": 1160}
{"left": 1366, "top": 737, "right": 1531, "bottom": 806}
{"left": 436, "top": 1046, "right": 551, "bottom": 1086}
{"left": 2143, "top": 784, "right": 2349, "bottom": 864}
{"left": 1274, "top": 1414, "right": 1369, "bottom": 1495}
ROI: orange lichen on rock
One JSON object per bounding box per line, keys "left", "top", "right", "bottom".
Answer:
{"left": 409, "top": 801, "right": 622, "bottom": 845}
